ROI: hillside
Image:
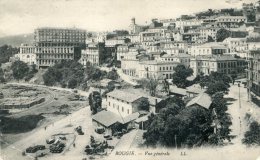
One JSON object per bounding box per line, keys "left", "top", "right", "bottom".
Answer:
{"left": 0, "top": 33, "right": 34, "bottom": 47}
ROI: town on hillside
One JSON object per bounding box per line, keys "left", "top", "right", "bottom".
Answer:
{"left": 1, "top": 1, "right": 260, "bottom": 160}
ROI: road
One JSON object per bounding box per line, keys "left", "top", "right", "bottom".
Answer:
{"left": 117, "top": 69, "right": 138, "bottom": 85}
{"left": 226, "top": 84, "right": 260, "bottom": 145}
{"left": 1, "top": 107, "right": 93, "bottom": 160}
{"left": 5, "top": 82, "right": 90, "bottom": 118}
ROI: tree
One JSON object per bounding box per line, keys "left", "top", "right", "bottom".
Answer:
{"left": 0, "top": 67, "right": 5, "bottom": 83}
{"left": 107, "top": 69, "right": 118, "bottom": 80}
{"left": 143, "top": 104, "right": 213, "bottom": 148}
{"left": 68, "top": 78, "right": 78, "bottom": 89}
{"left": 216, "top": 29, "right": 231, "bottom": 42}
{"left": 43, "top": 60, "right": 85, "bottom": 87}
{"left": 242, "top": 121, "right": 260, "bottom": 146}
{"left": 230, "top": 70, "right": 237, "bottom": 84}
{"left": 0, "top": 45, "right": 19, "bottom": 64}
{"left": 43, "top": 67, "right": 62, "bottom": 86}
{"left": 208, "top": 36, "right": 215, "bottom": 42}
{"left": 172, "top": 65, "right": 193, "bottom": 88}
{"left": 11, "top": 61, "right": 29, "bottom": 80}
{"left": 85, "top": 62, "right": 106, "bottom": 81}
{"left": 88, "top": 91, "right": 102, "bottom": 115}
{"left": 206, "top": 81, "right": 229, "bottom": 95}
{"left": 136, "top": 98, "right": 150, "bottom": 111}
{"left": 209, "top": 92, "right": 232, "bottom": 142}
{"left": 137, "top": 78, "right": 158, "bottom": 96}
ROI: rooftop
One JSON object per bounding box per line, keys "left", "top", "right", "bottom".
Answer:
{"left": 139, "top": 60, "right": 180, "bottom": 65}
{"left": 106, "top": 90, "right": 145, "bottom": 103}
{"left": 186, "top": 93, "right": 212, "bottom": 109}
{"left": 192, "top": 55, "right": 242, "bottom": 61}
{"left": 169, "top": 86, "right": 187, "bottom": 96}
{"left": 92, "top": 110, "right": 121, "bottom": 127}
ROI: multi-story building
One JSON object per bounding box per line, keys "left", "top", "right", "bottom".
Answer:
{"left": 175, "top": 19, "right": 202, "bottom": 29}
{"left": 106, "top": 90, "right": 148, "bottom": 118}
{"left": 105, "top": 37, "right": 128, "bottom": 47}
{"left": 35, "top": 46, "right": 75, "bottom": 67}
{"left": 190, "top": 55, "right": 247, "bottom": 76}
{"left": 138, "top": 60, "right": 180, "bottom": 79}
{"left": 199, "top": 26, "right": 220, "bottom": 42}
{"left": 215, "top": 16, "right": 246, "bottom": 28}
{"left": 159, "top": 53, "right": 191, "bottom": 67}
{"left": 80, "top": 43, "right": 105, "bottom": 66}
{"left": 34, "top": 27, "right": 86, "bottom": 47}
{"left": 223, "top": 37, "right": 248, "bottom": 52}
{"left": 190, "top": 42, "right": 229, "bottom": 56}
{"left": 116, "top": 44, "right": 140, "bottom": 61}
{"left": 34, "top": 27, "right": 86, "bottom": 68}
{"left": 15, "top": 44, "right": 36, "bottom": 65}
{"left": 247, "top": 50, "right": 260, "bottom": 97}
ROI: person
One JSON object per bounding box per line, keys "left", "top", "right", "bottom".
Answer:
{"left": 73, "top": 143, "right": 75, "bottom": 147}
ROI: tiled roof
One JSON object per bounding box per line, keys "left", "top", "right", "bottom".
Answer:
{"left": 92, "top": 110, "right": 141, "bottom": 127}
{"left": 186, "top": 93, "right": 212, "bottom": 109}
{"left": 106, "top": 90, "right": 144, "bottom": 103}
{"left": 169, "top": 86, "right": 187, "bottom": 96}
{"left": 92, "top": 110, "right": 121, "bottom": 127}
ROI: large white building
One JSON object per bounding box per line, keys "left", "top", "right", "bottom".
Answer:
{"left": 190, "top": 42, "right": 229, "bottom": 56}
{"left": 190, "top": 54, "right": 247, "bottom": 76}
{"left": 223, "top": 37, "right": 248, "bottom": 52}
{"left": 138, "top": 60, "right": 180, "bottom": 79}
{"left": 106, "top": 90, "right": 148, "bottom": 118}
{"left": 15, "top": 44, "right": 36, "bottom": 65}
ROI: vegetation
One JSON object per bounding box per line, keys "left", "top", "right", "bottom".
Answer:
{"left": 242, "top": 121, "right": 260, "bottom": 146}
{"left": 107, "top": 68, "right": 118, "bottom": 80}
{"left": 172, "top": 65, "right": 193, "bottom": 88}
{"left": 0, "top": 67, "right": 5, "bottom": 83}
{"left": 216, "top": 29, "right": 231, "bottom": 42}
{"left": 137, "top": 78, "right": 159, "bottom": 97}
{"left": 196, "top": 72, "right": 231, "bottom": 95}
{"left": 210, "top": 92, "right": 232, "bottom": 143}
{"left": 143, "top": 92, "right": 232, "bottom": 148}
{"left": 85, "top": 61, "right": 107, "bottom": 81}
{"left": 0, "top": 45, "right": 19, "bottom": 64}
{"left": 0, "top": 115, "right": 45, "bottom": 134}
{"left": 11, "top": 60, "right": 30, "bottom": 80}
{"left": 143, "top": 97, "right": 213, "bottom": 148}
{"left": 136, "top": 98, "right": 150, "bottom": 111}
{"left": 88, "top": 91, "right": 102, "bottom": 115}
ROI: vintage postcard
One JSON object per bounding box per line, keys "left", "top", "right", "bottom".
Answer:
{"left": 0, "top": 0, "right": 260, "bottom": 159}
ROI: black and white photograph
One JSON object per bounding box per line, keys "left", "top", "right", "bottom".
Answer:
{"left": 0, "top": 0, "right": 260, "bottom": 159}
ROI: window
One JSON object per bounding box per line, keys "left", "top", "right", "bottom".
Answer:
{"left": 108, "top": 102, "right": 110, "bottom": 106}
{"left": 117, "top": 105, "right": 119, "bottom": 110}
{"left": 127, "top": 109, "right": 130, "bottom": 114}
{"left": 122, "top": 107, "right": 124, "bottom": 112}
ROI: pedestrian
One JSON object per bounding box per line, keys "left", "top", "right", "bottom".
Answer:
{"left": 44, "top": 126, "right": 47, "bottom": 130}
{"left": 73, "top": 143, "right": 75, "bottom": 148}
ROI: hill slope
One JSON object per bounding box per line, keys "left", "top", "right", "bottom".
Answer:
{"left": 0, "top": 34, "right": 34, "bottom": 47}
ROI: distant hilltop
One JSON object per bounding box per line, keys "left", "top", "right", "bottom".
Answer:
{"left": 0, "top": 34, "right": 34, "bottom": 47}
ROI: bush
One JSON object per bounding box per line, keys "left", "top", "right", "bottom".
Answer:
{"left": 68, "top": 78, "right": 78, "bottom": 89}
{"left": 11, "top": 61, "right": 29, "bottom": 80}
{"left": 242, "top": 121, "right": 260, "bottom": 146}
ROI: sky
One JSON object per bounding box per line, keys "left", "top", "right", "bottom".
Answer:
{"left": 0, "top": 0, "right": 257, "bottom": 37}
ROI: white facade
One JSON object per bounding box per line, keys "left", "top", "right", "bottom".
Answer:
{"left": 190, "top": 42, "right": 229, "bottom": 56}
{"left": 17, "top": 44, "right": 36, "bottom": 65}
{"left": 223, "top": 37, "right": 248, "bottom": 52}
{"left": 138, "top": 60, "right": 180, "bottom": 79}
{"left": 106, "top": 90, "right": 146, "bottom": 118}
